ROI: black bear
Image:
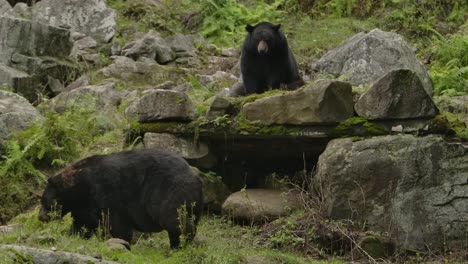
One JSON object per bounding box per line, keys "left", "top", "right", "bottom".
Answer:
{"left": 240, "top": 22, "right": 304, "bottom": 95}
{"left": 38, "top": 149, "right": 203, "bottom": 249}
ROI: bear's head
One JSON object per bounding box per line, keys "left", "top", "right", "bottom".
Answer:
{"left": 38, "top": 166, "right": 79, "bottom": 222}
{"left": 246, "top": 22, "right": 282, "bottom": 55}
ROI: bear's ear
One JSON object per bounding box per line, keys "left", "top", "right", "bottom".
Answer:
{"left": 246, "top": 25, "right": 255, "bottom": 32}
{"left": 273, "top": 24, "right": 281, "bottom": 31}
{"left": 47, "top": 175, "right": 61, "bottom": 187}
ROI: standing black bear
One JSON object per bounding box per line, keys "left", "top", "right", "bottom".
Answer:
{"left": 38, "top": 149, "right": 203, "bottom": 249}
{"left": 240, "top": 22, "right": 304, "bottom": 95}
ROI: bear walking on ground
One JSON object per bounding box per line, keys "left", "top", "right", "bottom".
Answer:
{"left": 239, "top": 22, "right": 304, "bottom": 95}
{"left": 39, "top": 149, "right": 203, "bottom": 249}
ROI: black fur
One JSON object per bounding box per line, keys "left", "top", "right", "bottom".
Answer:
{"left": 39, "top": 149, "right": 203, "bottom": 249}
{"left": 240, "top": 22, "right": 304, "bottom": 95}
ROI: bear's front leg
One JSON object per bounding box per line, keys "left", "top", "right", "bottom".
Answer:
{"left": 70, "top": 209, "right": 100, "bottom": 238}
{"left": 109, "top": 211, "right": 133, "bottom": 243}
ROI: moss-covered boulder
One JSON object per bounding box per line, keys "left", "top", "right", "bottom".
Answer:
{"left": 222, "top": 189, "right": 301, "bottom": 222}
{"left": 242, "top": 80, "right": 354, "bottom": 125}
{"left": 125, "top": 89, "right": 195, "bottom": 122}
{"left": 355, "top": 69, "right": 438, "bottom": 120}
{"left": 314, "top": 134, "right": 468, "bottom": 251}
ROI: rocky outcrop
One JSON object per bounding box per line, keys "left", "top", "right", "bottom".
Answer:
{"left": 314, "top": 134, "right": 468, "bottom": 251}
{"left": 355, "top": 69, "right": 438, "bottom": 120}
{"left": 97, "top": 56, "right": 184, "bottom": 88}
{"left": 122, "top": 30, "right": 176, "bottom": 64}
{"left": 0, "top": 16, "right": 74, "bottom": 101}
{"left": 222, "top": 189, "right": 301, "bottom": 222}
{"left": 49, "top": 83, "right": 121, "bottom": 113}
{"left": 0, "top": 0, "right": 11, "bottom": 13}
{"left": 31, "top": 0, "right": 116, "bottom": 43}
{"left": 144, "top": 132, "right": 209, "bottom": 159}
{"left": 436, "top": 95, "right": 468, "bottom": 127}
{"left": 311, "top": 29, "right": 433, "bottom": 96}
{"left": 125, "top": 89, "right": 195, "bottom": 122}
{"left": 0, "top": 16, "right": 72, "bottom": 62}
{"left": 0, "top": 245, "right": 118, "bottom": 264}
{"left": 0, "top": 90, "right": 44, "bottom": 145}
{"left": 242, "top": 80, "right": 354, "bottom": 125}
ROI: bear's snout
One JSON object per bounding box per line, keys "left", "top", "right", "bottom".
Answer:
{"left": 38, "top": 207, "right": 50, "bottom": 222}
{"left": 257, "top": 40, "right": 269, "bottom": 55}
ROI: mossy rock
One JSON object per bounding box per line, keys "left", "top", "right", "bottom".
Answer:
{"left": 358, "top": 236, "right": 386, "bottom": 258}
{"left": 330, "top": 117, "right": 387, "bottom": 138}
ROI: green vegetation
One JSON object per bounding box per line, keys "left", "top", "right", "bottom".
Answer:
{"left": 430, "top": 33, "right": 468, "bottom": 95}
{"left": 199, "top": 0, "right": 285, "bottom": 47}
{"left": 0, "top": 211, "right": 326, "bottom": 264}
{"left": 331, "top": 117, "right": 387, "bottom": 138}
{"left": 1, "top": 0, "right": 467, "bottom": 263}
{"left": 0, "top": 104, "right": 125, "bottom": 224}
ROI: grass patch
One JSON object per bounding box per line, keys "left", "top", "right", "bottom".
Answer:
{"left": 0, "top": 210, "right": 327, "bottom": 264}
{"left": 330, "top": 117, "right": 387, "bottom": 138}
{"left": 284, "top": 16, "right": 377, "bottom": 63}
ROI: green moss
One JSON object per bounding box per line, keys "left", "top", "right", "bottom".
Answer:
{"left": 358, "top": 236, "right": 386, "bottom": 258}
{"left": 331, "top": 117, "right": 387, "bottom": 138}
{"left": 431, "top": 113, "right": 468, "bottom": 139}
{"left": 235, "top": 89, "right": 288, "bottom": 107}
{"left": 1, "top": 210, "right": 321, "bottom": 264}
{"left": 235, "top": 112, "right": 301, "bottom": 136}
{"left": 132, "top": 122, "right": 196, "bottom": 135}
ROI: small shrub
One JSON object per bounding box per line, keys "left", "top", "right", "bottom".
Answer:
{"left": 430, "top": 33, "right": 468, "bottom": 95}
{"left": 199, "top": 0, "right": 285, "bottom": 47}
{"left": 0, "top": 105, "right": 115, "bottom": 224}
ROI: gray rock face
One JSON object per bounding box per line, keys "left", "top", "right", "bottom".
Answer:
{"left": 355, "top": 69, "right": 438, "bottom": 120}
{"left": 207, "top": 95, "right": 237, "bottom": 119}
{"left": 31, "top": 0, "right": 116, "bottom": 43}
{"left": 74, "top": 36, "right": 97, "bottom": 50}
{"left": 314, "top": 134, "right": 468, "bottom": 251}
{"left": 436, "top": 95, "right": 468, "bottom": 127}
{"left": 311, "top": 29, "right": 433, "bottom": 96}
{"left": 0, "top": 245, "right": 118, "bottom": 264}
{"left": 0, "top": 0, "right": 12, "bottom": 14}
{"left": 0, "top": 16, "right": 74, "bottom": 101}
{"left": 122, "top": 30, "right": 176, "bottom": 64}
{"left": 144, "top": 132, "right": 209, "bottom": 159}
{"left": 222, "top": 189, "right": 301, "bottom": 222}
{"left": 98, "top": 56, "right": 183, "bottom": 87}
{"left": 0, "top": 16, "right": 72, "bottom": 62}
{"left": 242, "top": 80, "right": 354, "bottom": 125}
{"left": 0, "top": 64, "right": 31, "bottom": 93}
{"left": 50, "top": 83, "right": 121, "bottom": 112}
{"left": 125, "top": 89, "right": 195, "bottom": 122}
{"left": 0, "top": 90, "right": 44, "bottom": 144}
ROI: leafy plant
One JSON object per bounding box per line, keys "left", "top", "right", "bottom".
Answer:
{"left": 199, "top": 0, "right": 286, "bottom": 47}
{"left": 430, "top": 33, "right": 468, "bottom": 95}
{"left": 0, "top": 104, "right": 116, "bottom": 224}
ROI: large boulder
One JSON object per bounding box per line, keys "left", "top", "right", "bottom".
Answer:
{"left": 49, "top": 83, "right": 121, "bottom": 113}
{"left": 0, "top": 245, "right": 118, "bottom": 264}
{"left": 355, "top": 69, "right": 438, "bottom": 120}
{"left": 314, "top": 134, "right": 468, "bottom": 251}
{"left": 0, "top": 16, "right": 75, "bottom": 101}
{"left": 0, "top": 65, "right": 31, "bottom": 93}
{"left": 242, "top": 80, "right": 354, "bottom": 125}
{"left": 31, "top": 0, "right": 116, "bottom": 43}
{"left": 0, "top": 90, "right": 44, "bottom": 145}
{"left": 122, "top": 30, "right": 176, "bottom": 64}
{"left": 0, "top": 0, "right": 11, "bottom": 13}
{"left": 97, "top": 56, "right": 185, "bottom": 88}
{"left": 143, "top": 132, "right": 209, "bottom": 159}
{"left": 222, "top": 189, "right": 301, "bottom": 222}
{"left": 125, "top": 89, "right": 195, "bottom": 122}
{"left": 0, "top": 16, "right": 72, "bottom": 62}
{"left": 311, "top": 29, "right": 433, "bottom": 96}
